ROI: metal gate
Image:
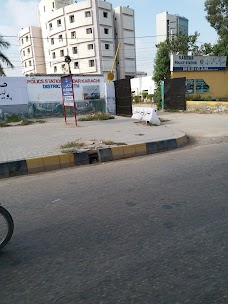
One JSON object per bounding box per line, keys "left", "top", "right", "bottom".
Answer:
{"left": 164, "top": 77, "right": 186, "bottom": 110}
{"left": 114, "top": 78, "right": 132, "bottom": 116}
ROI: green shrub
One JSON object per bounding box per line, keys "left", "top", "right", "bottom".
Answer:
{"left": 6, "top": 114, "right": 22, "bottom": 123}
{"left": 78, "top": 112, "right": 115, "bottom": 121}
{"left": 147, "top": 94, "right": 154, "bottom": 102}
{"left": 142, "top": 92, "right": 148, "bottom": 99}
{"left": 132, "top": 95, "right": 141, "bottom": 104}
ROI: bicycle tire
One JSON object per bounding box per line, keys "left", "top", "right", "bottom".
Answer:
{"left": 0, "top": 206, "right": 14, "bottom": 250}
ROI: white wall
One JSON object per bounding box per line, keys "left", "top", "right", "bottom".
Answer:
{"left": 131, "top": 76, "right": 155, "bottom": 95}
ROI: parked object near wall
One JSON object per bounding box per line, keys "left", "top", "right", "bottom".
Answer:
{"left": 132, "top": 107, "right": 161, "bottom": 125}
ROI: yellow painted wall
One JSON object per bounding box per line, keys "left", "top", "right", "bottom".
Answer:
{"left": 171, "top": 70, "right": 228, "bottom": 98}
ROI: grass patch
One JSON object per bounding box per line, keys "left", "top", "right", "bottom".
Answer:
{"left": 0, "top": 118, "right": 46, "bottom": 127}
{"left": 20, "top": 119, "right": 35, "bottom": 126}
{"left": 60, "top": 141, "right": 85, "bottom": 150}
{"left": 102, "top": 140, "right": 115, "bottom": 145}
{"left": 35, "top": 119, "right": 46, "bottom": 124}
{"left": 159, "top": 118, "right": 170, "bottom": 123}
{"left": 6, "top": 114, "right": 22, "bottom": 123}
{"left": 78, "top": 112, "right": 115, "bottom": 121}
{"left": 0, "top": 121, "right": 8, "bottom": 127}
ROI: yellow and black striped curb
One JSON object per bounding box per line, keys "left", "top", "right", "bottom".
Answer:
{"left": 0, "top": 135, "right": 187, "bottom": 179}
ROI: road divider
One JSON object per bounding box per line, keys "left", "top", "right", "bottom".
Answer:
{"left": 0, "top": 135, "right": 187, "bottom": 179}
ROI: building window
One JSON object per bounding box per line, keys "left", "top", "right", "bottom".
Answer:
{"left": 105, "top": 44, "right": 110, "bottom": 49}
{"left": 52, "top": 52, "right": 56, "bottom": 59}
{"left": 74, "top": 62, "right": 79, "bottom": 69}
{"left": 51, "top": 38, "right": 54, "bottom": 45}
{"left": 25, "top": 62, "right": 27, "bottom": 67}
{"left": 85, "top": 11, "right": 91, "bottom": 17}
{"left": 88, "top": 44, "right": 94, "bottom": 50}
{"left": 27, "top": 48, "right": 30, "bottom": 54}
{"left": 49, "top": 23, "right": 52, "bottom": 30}
{"left": 103, "top": 12, "right": 108, "bottom": 18}
{"left": 62, "top": 64, "right": 65, "bottom": 70}
{"left": 21, "top": 38, "right": 24, "bottom": 44}
{"left": 60, "top": 49, "right": 64, "bottom": 57}
{"left": 52, "top": 2, "right": 54, "bottom": 8}
{"left": 86, "top": 28, "right": 92, "bottom": 34}
{"left": 57, "top": 19, "right": 61, "bottom": 27}
{"left": 54, "top": 66, "right": 57, "bottom": 72}
{"left": 26, "top": 36, "right": 28, "bottom": 42}
{"left": 44, "top": 6, "right": 45, "bottom": 12}
{"left": 71, "top": 31, "right": 76, "bottom": 39}
{"left": 72, "top": 46, "right": 78, "bottom": 54}
{"left": 23, "top": 50, "right": 25, "bottom": 56}
{"left": 69, "top": 15, "right": 75, "bottom": 23}
{"left": 89, "top": 59, "right": 95, "bottom": 67}
{"left": 104, "top": 28, "right": 109, "bottom": 34}
{"left": 59, "top": 34, "right": 63, "bottom": 42}
{"left": 29, "top": 60, "right": 32, "bottom": 66}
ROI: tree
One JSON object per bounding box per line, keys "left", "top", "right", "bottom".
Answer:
{"left": 213, "top": 38, "right": 228, "bottom": 56}
{"left": 205, "top": 0, "right": 228, "bottom": 39}
{"left": 0, "top": 35, "right": 14, "bottom": 76}
{"left": 153, "top": 41, "right": 170, "bottom": 85}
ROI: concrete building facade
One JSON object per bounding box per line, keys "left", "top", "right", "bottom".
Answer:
{"left": 156, "top": 11, "right": 188, "bottom": 45}
{"left": 18, "top": 26, "right": 46, "bottom": 75}
{"left": 18, "top": 0, "right": 136, "bottom": 80}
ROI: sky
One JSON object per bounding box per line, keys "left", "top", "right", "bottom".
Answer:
{"left": 0, "top": 0, "right": 218, "bottom": 77}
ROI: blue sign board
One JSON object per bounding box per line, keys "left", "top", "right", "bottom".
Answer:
{"left": 60, "top": 75, "right": 74, "bottom": 106}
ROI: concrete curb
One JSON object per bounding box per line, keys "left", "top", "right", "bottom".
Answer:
{"left": 0, "top": 134, "right": 187, "bottom": 179}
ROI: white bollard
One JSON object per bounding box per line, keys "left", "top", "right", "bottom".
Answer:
{"left": 132, "top": 107, "right": 160, "bottom": 125}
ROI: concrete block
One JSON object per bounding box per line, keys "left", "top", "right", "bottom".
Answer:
{"left": 59, "top": 153, "right": 75, "bottom": 168}
{"left": 167, "top": 139, "right": 177, "bottom": 150}
{"left": 43, "top": 155, "right": 60, "bottom": 171}
{"left": 146, "top": 142, "right": 157, "bottom": 154}
{"left": 135, "top": 143, "right": 147, "bottom": 156}
{"left": 8, "top": 160, "right": 28, "bottom": 177}
{"left": 74, "top": 151, "right": 89, "bottom": 166}
{"left": 26, "top": 157, "right": 45, "bottom": 174}
{"left": 111, "top": 146, "right": 125, "bottom": 160}
{"left": 97, "top": 148, "right": 113, "bottom": 162}
{"left": 156, "top": 140, "right": 168, "bottom": 152}
{"left": 0, "top": 162, "right": 9, "bottom": 179}
{"left": 123, "top": 145, "right": 136, "bottom": 158}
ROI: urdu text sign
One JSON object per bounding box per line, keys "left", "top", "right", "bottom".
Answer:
{"left": 170, "top": 55, "right": 227, "bottom": 71}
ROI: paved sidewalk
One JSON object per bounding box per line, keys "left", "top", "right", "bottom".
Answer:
{"left": 0, "top": 116, "right": 185, "bottom": 162}
{"left": 4, "top": 110, "right": 227, "bottom": 179}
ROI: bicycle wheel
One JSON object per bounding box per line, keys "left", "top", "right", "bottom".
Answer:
{"left": 0, "top": 206, "right": 14, "bottom": 250}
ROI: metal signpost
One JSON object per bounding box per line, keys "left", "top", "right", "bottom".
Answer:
{"left": 60, "top": 74, "right": 77, "bottom": 126}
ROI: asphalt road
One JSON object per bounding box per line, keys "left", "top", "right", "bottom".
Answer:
{"left": 0, "top": 142, "right": 228, "bottom": 304}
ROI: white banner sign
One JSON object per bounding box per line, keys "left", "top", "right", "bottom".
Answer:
{"left": 170, "top": 55, "right": 227, "bottom": 71}
{"left": 0, "top": 77, "right": 28, "bottom": 106}
{"left": 26, "top": 76, "right": 105, "bottom": 103}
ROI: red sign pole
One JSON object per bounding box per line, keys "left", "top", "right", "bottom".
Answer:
{"left": 71, "top": 74, "right": 77, "bottom": 126}
{"left": 61, "top": 74, "right": 77, "bottom": 126}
